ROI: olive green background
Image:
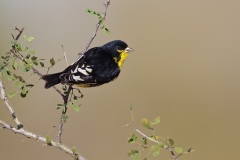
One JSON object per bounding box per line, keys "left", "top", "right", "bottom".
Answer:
{"left": 1, "top": 0, "right": 240, "bottom": 160}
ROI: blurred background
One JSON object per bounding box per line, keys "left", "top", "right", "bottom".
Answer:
{"left": 1, "top": 0, "right": 240, "bottom": 160}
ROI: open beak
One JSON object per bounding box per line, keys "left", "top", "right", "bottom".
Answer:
{"left": 125, "top": 47, "right": 134, "bottom": 53}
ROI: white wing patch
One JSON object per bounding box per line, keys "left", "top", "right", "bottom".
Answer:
{"left": 78, "top": 68, "right": 89, "bottom": 75}
{"left": 85, "top": 66, "right": 93, "bottom": 73}
{"left": 72, "top": 75, "right": 84, "bottom": 81}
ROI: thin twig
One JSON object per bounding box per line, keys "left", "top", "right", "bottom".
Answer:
{"left": 122, "top": 105, "right": 134, "bottom": 127}
{"left": 57, "top": 85, "right": 73, "bottom": 143}
{"left": 0, "top": 119, "right": 86, "bottom": 160}
{"left": 61, "top": 45, "right": 69, "bottom": 66}
{"left": 82, "top": 0, "right": 110, "bottom": 54}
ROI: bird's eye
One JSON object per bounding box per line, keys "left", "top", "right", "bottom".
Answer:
{"left": 116, "top": 46, "right": 123, "bottom": 53}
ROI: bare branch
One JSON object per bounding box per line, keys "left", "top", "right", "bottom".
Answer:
{"left": 82, "top": 0, "right": 110, "bottom": 54}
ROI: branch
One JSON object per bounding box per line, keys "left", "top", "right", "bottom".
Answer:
{"left": 135, "top": 129, "right": 179, "bottom": 160}
{"left": 0, "top": 78, "right": 23, "bottom": 129}
{"left": 82, "top": 0, "right": 110, "bottom": 54}
{"left": 0, "top": 119, "right": 86, "bottom": 160}
{"left": 57, "top": 85, "right": 73, "bottom": 143}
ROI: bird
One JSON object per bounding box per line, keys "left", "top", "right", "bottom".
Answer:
{"left": 42, "top": 40, "right": 133, "bottom": 89}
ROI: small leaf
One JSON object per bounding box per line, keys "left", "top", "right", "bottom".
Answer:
{"left": 158, "top": 142, "right": 165, "bottom": 148}
{"left": 12, "top": 61, "right": 18, "bottom": 70}
{"left": 31, "top": 56, "right": 37, "bottom": 60}
{"left": 32, "top": 60, "right": 38, "bottom": 66}
{"left": 141, "top": 118, "right": 153, "bottom": 130}
{"left": 131, "top": 152, "right": 140, "bottom": 160}
{"left": 27, "top": 36, "right": 35, "bottom": 42}
{"left": 7, "top": 91, "right": 16, "bottom": 98}
{"left": 26, "top": 84, "right": 34, "bottom": 87}
{"left": 128, "top": 149, "right": 139, "bottom": 157}
{"left": 23, "top": 47, "right": 28, "bottom": 51}
{"left": 152, "top": 116, "right": 160, "bottom": 126}
{"left": 73, "top": 105, "right": 80, "bottom": 112}
{"left": 72, "top": 147, "right": 76, "bottom": 154}
{"left": 40, "top": 62, "right": 44, "bottom": 67}
{"left": 142, "top": 137, "right": 147, "bottom": 145}
{"left": 25, "top": 54, "right": 31, "bottom": 59}
{"left": 167, "top": 138, "right": 174, "bottom": 146}
{"left": 128, "top": 133, "right": 137, "bottom": 143}
{"left": 104, "top": 27, "right": 110, "bottom": 35}
{"left": 29, "top": 50, "right": 36, "bottom": 54}
{"left": 85, "top": 9, "right": 92, "bottom": 13}
{"left": 152, "top": 150, "right": 161, "bottom": 157}
{"left": 175, "top": 147, "right": 183, "bottom": 154}
{"left": 50, "top": 58, "right": 55, "bottom": 66}
{"left": 46, "top": 136, "right": 51, "bottom": 145}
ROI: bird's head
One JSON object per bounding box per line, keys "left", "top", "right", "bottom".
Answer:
{"left": 102, "top": 40, "right": 133, "bottom": 68}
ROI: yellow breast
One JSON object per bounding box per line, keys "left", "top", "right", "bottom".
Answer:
{"left": 114, "top": 51, "right": 129, "bottom": 69}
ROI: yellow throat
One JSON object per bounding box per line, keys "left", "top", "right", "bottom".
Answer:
{"left": 115, "top": 51, "right": 128, "bottom": 69}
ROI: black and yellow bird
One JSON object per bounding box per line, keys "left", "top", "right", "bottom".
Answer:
{"left": 42, "top": 40, "right": 133, "bottom": 89}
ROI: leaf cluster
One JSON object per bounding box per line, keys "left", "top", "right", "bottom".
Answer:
{"left": 128, "top": 116, "right": 193, "bottom": 160}
{"left": 85, "top": 9, "right": 110, "bottom": 35}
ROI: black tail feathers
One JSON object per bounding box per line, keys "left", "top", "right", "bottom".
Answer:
{"left": 42, "top": 72, "right": 62, "bottom": 89}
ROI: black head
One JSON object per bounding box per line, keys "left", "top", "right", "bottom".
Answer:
{"left": 102, "top": 40, "right": 129, "bottom": 55}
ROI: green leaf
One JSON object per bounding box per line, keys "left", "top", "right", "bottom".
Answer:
{"left": 27, "top": 36, "right": 35, "bottom": 42}
{"left": 26, "top": 84, "right": 34, "bottom": 88}
{"left": 40, "top": 62, "right": 44, "bottom": 67}
{"left": 128, "top": 133, "right": 137, "bottom": 143}
{"left": 72, "top": 147, "right": 76, "bottom": 154}
{"left": 152, "top": 116, "right": 160, "bottom": 126}
{"left": 73, "top": 96, "right": 78, "bottom": 101}
{"left": 85, "top": 9, "right": 93, "bottom": 13}
{"left": 50, "top": 58, "right": 55, "bottom": 66}
{"left": 104, "top": 27, "right": 110, "bottom": 35}
{"left": 142, "top": 137, "right": 147, "bottom": 145}
{"left": 141, "top": 118, "right": 153, "bottom": 130}
{"left": 152, "top": 150, "right": 161, "bottom": 157}
{"left": 25, "top": 54, "right": 31, "bottom": 59}
{"left": 31, "top": 56, "right": 37, "bottom": 60}
{"left": 167, "top": 138, "right": 174, "bottom": 146}
{"left": 32, "top": 60, "right": 38, "bottom": 66}
{"left": 73, "top": 104, "right": 80, "bottom": 112}
{"left": 12, "top": 61, "right": 18, "bottom": 70}
{"left": 23, "top": 47, "right": 28, "bottom": 51}
{"left": 175, "top": 147, "right": 183, "bottom": 154}
{"left": 7, "top": 91, "right": 16, "bottom": 98}
{"left": 128, "top": 150, "right": 139, "bottom": 157}
{"left": 29, "top": 50, "right": 35, "bottom": 54}
{"left": 46, "top": 136, "right": 51, "bottom": 145}
{"left": 158, "top": 142, "right": 165, "bottom": 148}
{"left": 131, "top": 152, "right": 140, "bottom": 160}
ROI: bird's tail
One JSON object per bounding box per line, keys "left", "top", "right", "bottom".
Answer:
{"left": 42, "top": 72, "right": 62, "bottom": 89}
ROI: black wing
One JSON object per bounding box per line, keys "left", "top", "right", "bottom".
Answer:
{"left": 61, "top": 47, "right": 120, "bottom": 87}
